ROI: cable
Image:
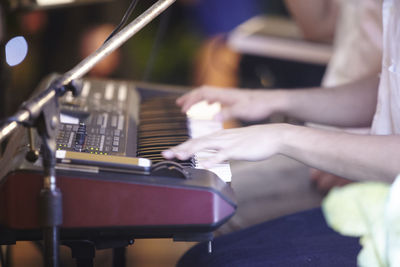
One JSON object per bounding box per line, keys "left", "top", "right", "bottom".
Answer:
{"left": 142, "top": 6, "right": 171, "bottom": 81}
{"left": 5, "top": 246, "right": 10, "bottom": 267}
{"left": 0, "top": 246, "right": 5, "bottom": 267}
{"left": 103, "top": 0, "right": 140, "bottom": 44}
{"left": 0, "top": 246, "right": 10, "bottom": 267}
{"left": 101, "top": 0, "right": 173, "bottom": 81}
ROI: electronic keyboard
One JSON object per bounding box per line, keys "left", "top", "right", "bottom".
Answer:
{"left": 0, "top": 76, "right": 236, "bottom": 243}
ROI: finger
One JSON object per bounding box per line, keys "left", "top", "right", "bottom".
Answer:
{"left": 176, "top": 90, "right": 198, "bottom": 107}
{"left": 317, "top": 174, "right": 349, "bottom": 194}
{"left": 162, "top": 136, "right": 223, "bottom": 160}
{"left": 179, "top": 87, "right": 229, "bottom": 113}
{"left": 161, "top": 149, "right": 178, "bottom": 160}
{"left": 199, "top": 150, "right": 229, "bottom": 169}
{"left": 320, "top": 175, "right": 351, "bottom": 189}
{"left": 317, "top": 175, "right": 335, "bottom": 193}
{"left": 309, "top": 168, "right": 322, "bottom": 182}
{"left": 162, "top": 143, "right": 193, "bottom": 160}
{"left": 337, "top": 177, "right": 352, "bottom": 186}
{"left": 178, "top": 87, "right": 210, "bottom": 112}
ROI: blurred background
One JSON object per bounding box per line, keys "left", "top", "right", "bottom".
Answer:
{"left": 0, "top": 0, "right": 326, "bottom": 119}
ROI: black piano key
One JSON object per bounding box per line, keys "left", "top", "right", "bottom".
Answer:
{"left": 139, "top": 122, "right": 187, "bottom": 131}
{"left": 140, "top": 118, "right": 187, "bottom": 125}
{"left": 138, "top": 146, "right": 178, "bottom": 153}
{"left": 138, "top": 131, "right": 189, "bottom": 138}
{"left": 138, "top": 96, "right": 196, "bottom": 169}
{"left": 138, "top": 137, "right": 188, "bottom": 145}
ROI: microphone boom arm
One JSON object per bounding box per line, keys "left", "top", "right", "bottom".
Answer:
{"left": 0, "top": 0, "right": 176, "bottom": 142}
{"left": 0, "top": 1, "right": 176, "bottom": 266}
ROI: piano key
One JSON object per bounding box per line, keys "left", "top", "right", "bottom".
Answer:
{"left": 186, "top": 101, "right": 232, "bottom": 183}
{"left": 138, "top": 97, "right": 231, "bottom": 183}
{"left": 138, "top": 131, "right": 189, "bottom": 138}
{"left": 138, "top": 136, "right": 188, "bottom": 144}
{"left": 138, "top": 123, "right": 187, "bottom": 132}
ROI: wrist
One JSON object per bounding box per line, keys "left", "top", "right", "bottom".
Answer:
{"left": 271, "top": 90, "right": 291, "bottom": 115}
{"left": 264, "top": 123, "right": 295, "bottom": 155}
{"left": 276, "top": 123, "right": 301, "bottom": 156}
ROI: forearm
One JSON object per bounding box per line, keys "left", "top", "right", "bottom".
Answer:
{"left": 276, "top": 76, "right": 379, "bottom": 127}
{"left": 279, "top": 124, "right": 400, "bottom": 183}
{"left": 178, "top": 76, "right": 379, "bottom": 126}
{"left": 284, "top": 0, "right": 338, "bottom": 42}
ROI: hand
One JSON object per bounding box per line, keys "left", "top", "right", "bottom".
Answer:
{"left": 310, "top": 168, "right": 352, "bottom": 195}
{"left": 177, "top": 86, "right": 285, "bottom": 122}
{"left": 162, "top": 124, "right": 286, "bottom": 168}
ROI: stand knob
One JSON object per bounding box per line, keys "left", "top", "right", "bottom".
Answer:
{"left": 26, "top": 127, "right": 39, "bottom": 162}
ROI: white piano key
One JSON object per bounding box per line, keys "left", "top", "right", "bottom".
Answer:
{"left": 186, "top": 101, "right": 221, "bottom": 120}
{"left": 118, "top": 84, "right": 128, "bottom": 102}
{"left": 94, "top": 92, "right": 102, "bottom": 100}
{"left": 105, "top": 83, "right": 115, "bottom": 100}
{"left": 60, "top": 113, "right": 79, "bottom": 125}
{"left": 67, "top": 132, "right": 75, "bottom": 148}
{"left": 64, "top": 91, "right": 74, "bottom": 103}
{"left": 188, "top": 119, "right": 223, "bottom": 138}
{"left": 102, "top": 113, "right": 109, "bottom": 129}
{"left": 118, "top": 115, "right": 125, "bottom": 131}
{"left": 194, "top": 150, "right": 232, "bottom": 183}
{"left": 81, "top": 81, "right": 91, "bottom": 98}
{"left": 186, "top": 101, "right": 231, "bottom": 183}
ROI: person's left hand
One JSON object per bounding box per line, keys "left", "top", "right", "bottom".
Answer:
{"left": 162, "top": 124, "right": 286, "bottom": 168}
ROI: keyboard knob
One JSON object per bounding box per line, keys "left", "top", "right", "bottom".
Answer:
{"left": 151, "top": 161, "right": 190, "bottom": 179}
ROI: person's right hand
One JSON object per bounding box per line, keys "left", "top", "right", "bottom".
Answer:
{"left": 162, "top": 123, "right": 287, "bottom": 168}
{"left": 177, "top": 86, "right": 286, "bottom": 122}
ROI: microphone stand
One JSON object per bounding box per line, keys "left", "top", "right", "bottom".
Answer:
{"left": 0, "top": 0, "right": 176, "bottom": 266}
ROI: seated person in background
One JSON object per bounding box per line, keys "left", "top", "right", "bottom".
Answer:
{"left": 79, "top": 24, "right": 121, "bottom": 78}
{"left": 162, "top": 0, "right": 398, "bottom": 265}
{"left": 284, "top": 0, "right": 338, "bottom": 43}
{"left": 181, "top": 0, "right": 262, "bottom": 87}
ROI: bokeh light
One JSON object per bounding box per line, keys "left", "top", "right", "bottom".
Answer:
{"left": 5, "top": 36, "right": 28, "bottom": 67}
